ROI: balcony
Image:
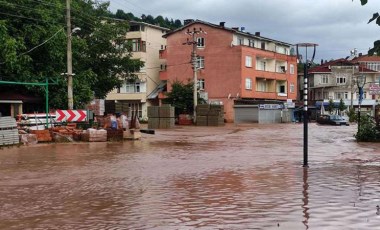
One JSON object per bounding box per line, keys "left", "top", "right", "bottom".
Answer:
{"left": 106, "top": 92, "right": 146, "bottom": 102}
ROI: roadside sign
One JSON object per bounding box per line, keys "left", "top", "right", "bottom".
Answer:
{"left": 259, "top": 104, "right": 283, "bottom": 110}
{"left": 56, "top": 110, "right": 87, "bottom": 122}
{"left": 369, "top": 83, "right": 380, "bottom": 95}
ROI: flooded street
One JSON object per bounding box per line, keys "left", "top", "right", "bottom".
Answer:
{"left": 0, "top": 123, "right": 379, "bottom": 229}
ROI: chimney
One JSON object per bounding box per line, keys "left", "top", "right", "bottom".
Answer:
{"left": 183, "top": 19, "right": 194, "bottom": 26}
{"left": 321, "top": 59, "right": 324, "bottom": 65}
{"left": 359, "top": 53, "right": 362, "bottom": 57}
{"left": 255, "top": 32, "right": 261, "bottom": 36}
{"left": 240, "top": 27, "right": 245, "bottom": 32}
{"left": 219, "top": 22, "right": 225, "bottom": 27}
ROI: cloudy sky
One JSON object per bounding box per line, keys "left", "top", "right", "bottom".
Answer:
{"left": 108, "top": 0, "right": 379, "bottom": 62}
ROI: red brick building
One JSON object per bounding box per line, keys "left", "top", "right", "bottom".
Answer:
{"left": 159, "top": 20, "right": 297, "bottom": 122}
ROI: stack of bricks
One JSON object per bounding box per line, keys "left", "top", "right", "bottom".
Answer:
{"left": 30, "top": 130, "right": 52, "bottom": 142}
{"left": 106, "top": 129, "right": 123, "bottom": 141}
{"left": 51, "top": 125, "right": 82, "bottom": 142}
{"left": 196, "top": 104, "right": 224, "bottom": 126}
{"left": 81, "top": 129, "right": 107, "bottom": 142}
{"left": 148, "top": 105, "right": 175, "bottom": 129}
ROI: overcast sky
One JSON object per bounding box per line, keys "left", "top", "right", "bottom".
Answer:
{"left": 108, "top": 0, "right": 379, "bottom": 62}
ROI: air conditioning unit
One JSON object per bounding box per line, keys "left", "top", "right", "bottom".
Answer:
{"left": 199, "top": 91, "right": 208, "bottom": 101}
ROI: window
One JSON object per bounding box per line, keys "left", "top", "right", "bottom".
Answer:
{"left": 129, "top": 25, "right": 140, "bottom": 31}
{"left": 197, "top": 37, "right": 205, "bottom": 48}
{"left": 245, "top": 56, "right": 252, "bottom": 67}
{"left": 276, "top": 46, "right": 286, "bottom": 54}
{"left": 290, "top": 64, "right": 294, "bottom": 74}
{"left": 196, "top": 56, "right": 204, "bottom": 69}
{"left": 357, "top": 91, "right": 367, "bottom": 99}
{"left": 248, "top": 39, "right": 254, "bottom": 47}
{"left": 245, "top": 78, "right": 252, "bottom": 90}
{"left": 130, "top": 39, "right": 146, "bottom": 52}
{"left": 238, "top": 37, "right": 244, "bottom": 45}
{"left": 290, "top": 83, "right": 295, "bottom": 93}
{"left": 261, "top": 41, "right": 266, "bottom": 50}
{"left": 323, "top": 92, "right": 329, "bottom": 99}
{"left": 334, "top": 92, "right": 348, "bottom": 99}
{"left": 317, "top": 92, "right": 322, "bottom": 99}
{"left": 279, "top": 85, "right": 286, "bottom": 93}
{"left": 129, "top": 102, "right": 143, "bottom": 118}
{"left": 322, "top": 75, "right": 329, "bottom": 84}
{"left": 336, "top": 76, "right": 346, "bottom": 85}
{"left": 257, "top": 80, "right": 267, "bottom": 91}
{"left": 257, "top": 61, "right": 266, "bottom": 71}
{"left": 198, "top": 79, "right": 205, "bottom": 90}
{"left": 126, "top": 82, "right": 141, "bottom": 93}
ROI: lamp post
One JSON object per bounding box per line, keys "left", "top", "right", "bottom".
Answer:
{"left": 356, "top": 75, "right": 366, "bottom": 133}
{"left": 296, "top": 43, "right": 318, "bottom": 167}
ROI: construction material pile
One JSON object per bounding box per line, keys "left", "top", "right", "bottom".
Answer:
{"left": 196, "top": 104, "right": 225, "bottom": 126}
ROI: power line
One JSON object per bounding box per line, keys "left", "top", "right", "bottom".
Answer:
{"left": 0, "top": 11, "right": 59, "bottom": 23}
{"left": 0, "top": 27, "right": 65, "bottom": 65}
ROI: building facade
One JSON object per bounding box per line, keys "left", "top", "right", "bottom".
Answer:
{"left": 308, "top": 58, "right": 380, "bottom": 116}
{"left": 106, "top": 21, "right": 169, "bottom": 119}
{"left": 159, "top": 20, "right": 298, "bottom": 122}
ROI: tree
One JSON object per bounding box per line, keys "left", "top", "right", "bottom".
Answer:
{"left": 163, "top": 80, "right": 194, "bottom": 116}
{"left": 163, "top": 80, "right": 206, "bottom": 116}
{"left": 368, "top": 40, "right": 380, "bottom": 56}
{"left": 327, "top": 98, "right": 335, "bottom": 114}
{"left": 355, "top": 0, "right": 380, "bottom": 26}
{"left": 338, "top": 99, "right": 348, "bottom": 115}
{"left": 354, "top": 114, "right": 380, "bottom": 141}
{"left": 0, "top": 0, "right": 143, "bottom": 109}
{"left": 174, "top": 19, "right": 182, "bottom": 28}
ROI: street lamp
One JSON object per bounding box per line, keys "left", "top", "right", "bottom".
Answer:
{"left": 66, "top": 26, "right": 80, "bottom": 110}
{"left": 356, "top": 75, "right": 366, "bottom": 132}
{"left": 296, "top": 43, "right": 318, "bottom": 167}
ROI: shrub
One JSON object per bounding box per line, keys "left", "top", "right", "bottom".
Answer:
{"left": 354, "top": 114, "right": 380, "bottom": 142}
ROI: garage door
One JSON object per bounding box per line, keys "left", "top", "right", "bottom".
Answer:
{"left": 234, "top": 105, "right": 259, "bottom": 123}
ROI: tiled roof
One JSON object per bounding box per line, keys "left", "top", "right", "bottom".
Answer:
{"left": 308, "top": 58, "right": 376, "bottom": 73}
{"left": 163, "top": 19, "right": 292, "bottom": 46}
{"left": 351, "top": 54, "right": 380, "bottom": 62}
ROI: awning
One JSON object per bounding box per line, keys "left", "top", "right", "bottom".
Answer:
{"left": 0, "top": 100, "right": 23, "bottom": 104}
{"left": 147, "top": 81, "right": 166, "bottom": 99}
{"left": 315, "top": 101, "right": 340, "bottom": 108}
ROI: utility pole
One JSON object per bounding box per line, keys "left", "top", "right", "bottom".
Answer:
{"left": 66, "top": 0, "right": 73, "bottom": 109}
{"left": 183, "top": 27, "right": 205, "bottom": 123}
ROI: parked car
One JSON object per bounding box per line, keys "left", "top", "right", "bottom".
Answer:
{"left": 316, "top": 114, "right": 349, "bottom": 126}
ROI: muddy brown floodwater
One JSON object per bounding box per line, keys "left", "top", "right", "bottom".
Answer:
{"left": 0, "top": 123, "right": 380, "bottom": 229}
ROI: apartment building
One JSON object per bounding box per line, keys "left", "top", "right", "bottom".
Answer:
{"left": 106, "top": 21, "right": 170, "bottom": 119}
{"left": 159, "top": 20, "right": 297, "bottom": 122}
{"left": 308, "top": 58, "right": 379, "bottom": 116}
{"left": 352, "top": 54, "right": 380, "bottom": 72}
